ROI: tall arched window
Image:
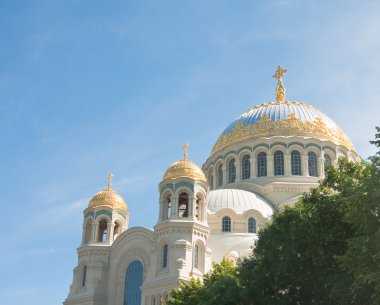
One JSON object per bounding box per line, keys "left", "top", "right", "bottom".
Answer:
{"left": 324, "top": 154, "right": 331, "bottom": 176}
{"left": 163, "top": 244, "right": 168, "bottom": 268}
{"left": 218, "top": 164, "right": 223, "bottom": 188}
{"left": 194, "top": 244, "right": 199, "bottom": 269}
{"left": 291, "top": 151, "right": 302, "bottom": 175}
{"left": 178, "top": 192, "right": 189, "bottom": 218}
{"left": 273, "top": 151, "right": 284, "bottom": 176}
{"left": 82, "top": 265, "right": 87, "bottom": 287}
{"left": 242, "top": 155, "right": 251, "bottom": 180}
{"left": 98, "top": 219, "right": 108, "bottom": 242}
{"left": 257, "top": 152, "right": 267, "bottom": 177}
{"left": 248, "top": 217, "right": 256, "bottom": 233}
{"left": 308, "top": 152, "right": 318, "bottom": 177}
{"left": 208, "top": 169, "right": 214, "bottom": 190}
{"left": 228, "top": 159, "right": 236, "bottom": 183}
{"left": 124, "top": 260, "right": 143, "bottom": 305}
{"left": 222, "top": 216, "right": 231, "bottom": 232}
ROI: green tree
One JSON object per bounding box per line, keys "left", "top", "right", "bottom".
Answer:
{"left": 167, "top": 259, "right": 241, "bottom": 305}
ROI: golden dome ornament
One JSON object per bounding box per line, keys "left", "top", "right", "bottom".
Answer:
{"left": 162, "top": 144, "right": 207, "bottom": 183}
{"left": 88, "top": 173, "right": 127, "bottom": 210}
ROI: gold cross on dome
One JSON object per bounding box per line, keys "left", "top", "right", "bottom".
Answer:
{"left": 183, "top": 143, "right": 189, "bottom": 160}
{"left": 107, "top": 173, "right": 114, "bottom": 190}
{"left": 272, "top": 66, "right": 287, "bottom": 81}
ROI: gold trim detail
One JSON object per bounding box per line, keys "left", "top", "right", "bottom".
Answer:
{"left": 211, "top": 112, "right": 355, "bottom": 156}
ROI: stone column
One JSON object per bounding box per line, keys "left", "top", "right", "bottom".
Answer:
{"left": 251, "top": 156, "right": 257, "bottom": 178}
{"left": 267, "top": 156, "right": 274, "bottom": 177}
{"left": 106, "top": 222, "right": 111, "bottom": 243}
{"left": 90, "top": 223, "right": 98, "bottom": 243}
{"left": 302, "top": 156, "right": 308, "bottom": 176}
{"left": 318, "top": 157, "right": 325, "bottom": 178}
{"left": 109, "top": 222, "right": 115, "bottom": 243}
{"left": 172, "top": 195, "right": 179, "bottom": 218}
{"left": 284, "top": 155, "right": 291, "bottom": 176}
{"left": 222, "top": 165, "right": 227, "bottom": 185}
{"left": 235, "top": 159, "right": 241, "bottom": 182}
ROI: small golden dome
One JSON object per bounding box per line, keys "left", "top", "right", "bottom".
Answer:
{"left": 162, "top": 144, "right": 207, "bottom": 183}
{"left": 88, "top": 174, "right": 127, "bottom": 210}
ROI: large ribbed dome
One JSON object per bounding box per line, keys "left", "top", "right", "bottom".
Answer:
{"left": 207, "top": 189, "right": 274, "bottom": 217}
{"left": 211, "top": 100, "right": 355, "bottom": 156}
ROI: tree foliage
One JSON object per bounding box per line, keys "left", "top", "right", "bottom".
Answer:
{"left": 167, "top": 127, "right": 380, "bottom": 305}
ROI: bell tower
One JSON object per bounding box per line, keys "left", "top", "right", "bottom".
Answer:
{"left": 64, "top": 174, "right": 129, "bottom": 305}
{"left": 142, "top": 144, "right": 212, "bottom": 299}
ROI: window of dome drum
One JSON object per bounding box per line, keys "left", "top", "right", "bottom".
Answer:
{"left": 194, "top": 244, "right": 199, "bottom": 269}
{"left": 248, "top": 218, "right": 256, "bottom": 233}
{"left": 274, "top": 151, "right": 285, "bottom": 176}
{"left": 222, "top": 216, "right": 231, "bottom": 232}
{"left": 257, "top": 152, "right": 267, "bottom": 177}
{"left": 308, "top": 152, "right": 318, "bottom": 177}
{"left": 242, "top": 155, "right": 250, "bottom": 180}
{"left": 163, "top": 245, "right": 168, "bottom": 268}
{"left": 291, "top": 151, "right": 302, "bottom": 175}
{"left": 124, "top": 261, "right": 143, "bottom": 305}
{"left": 218, "top": 165, "right": 223, "bottom": 187}
{"left": 178, "top": 192, "right": 189, "bottom": 218}
{"left": 324, "top": 154, "right": 331, "bottom": 176}
{"left": 98, "top": 219, "right": 108, "bottom": 242}
{"left": 228, "top": 159, "right": 236, "bottom": 183}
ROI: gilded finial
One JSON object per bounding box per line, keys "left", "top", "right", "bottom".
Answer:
{"left": 107, "top": 173, "right": 114, "bottom": 190}
{"left": 272, "top": 66, "right": 287, "bottom": 103}
{"left": 183, "top": 143, "right": 189, "bottom": 160}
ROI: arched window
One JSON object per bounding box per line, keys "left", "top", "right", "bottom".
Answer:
{"left": 194, "top": 244, "right": 199, "bottom": 269}
{"left": 257, "top": 152, "right": 267, "bottom": 177}
{"left": 124, "top": 260, "right": 143, "bottom": 305}
{"left": 324, "top": 154, "right": 331, "bottom": 176}
{"left": 163, "top": 244, "right": 168, "bottom": 268}
{"left": 84, "top": 220, "right": 92, "bottom": 244}
{"left": 222, "top": 216, "right": 231, "bottom": 232}
{"left": 248, "top": 217, "right": 256, "bottom": 233}
{"left": 291, "top": 151, "right": 302, "bottom": 175}
{"left": 242, "top": 155, "right": 251, "bottom": 180}
{"left": 218, "top": 164, "right": 223, "bottom": 188}
{"left": 228, "top": 159, "right": 236, "bottom": 183}
{"left": 82, "top": 265, "right": 87, "bottom": 287}
{"left": 208, "top": 169, "right": 214, "bottom": 190}
{"left": 178, "top": 192, "right": 189, "bottom": 218}
{"left": 273, "top": 151, "right": 284, "bottom": 176}
{"left": 98, "top": 219, "right": 108, "bottom": 242}
{"left": 308, "top": 152, "right": 318, "bottom": 177}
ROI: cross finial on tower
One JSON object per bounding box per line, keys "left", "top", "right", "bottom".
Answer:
{"left": 272, "top": 66, "right": 287, "bottom": 103}
{"left": 107, "top": 173, "right": 114, "bottom": 190}
{"left": 183, "top": 143, "right": 189, "bottom": 160}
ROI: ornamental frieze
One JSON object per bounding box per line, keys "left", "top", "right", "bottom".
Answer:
{"left": 211, "top": 113, "right": 354, "bottom": 156}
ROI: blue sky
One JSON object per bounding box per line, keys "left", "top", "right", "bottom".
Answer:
{"left": 1, "top": 1, "right": 379, "bottom": 304}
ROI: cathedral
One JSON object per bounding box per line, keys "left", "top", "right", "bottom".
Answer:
{"left": 64, "top": 67, "right": 359, "bottom": 305}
